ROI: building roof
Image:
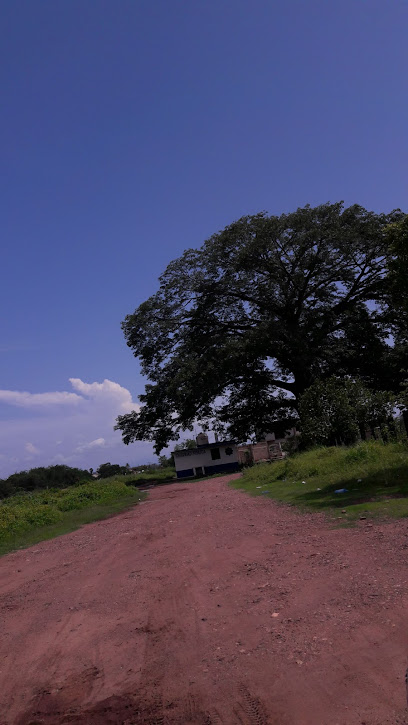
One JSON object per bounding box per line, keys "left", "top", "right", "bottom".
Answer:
{"left": 172, "top": 440, "right": 236, "bottom": 456}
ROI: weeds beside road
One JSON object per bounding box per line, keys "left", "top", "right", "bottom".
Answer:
{"left": 232, "top": 440, "right": 408, "bottom": 520}
{"left": 0, "top": 479, "right": 145, "bottom": 556}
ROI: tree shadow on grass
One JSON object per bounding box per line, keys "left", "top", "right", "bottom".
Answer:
{"left": 292, "top": 464, "right": 408, "bottom": 511}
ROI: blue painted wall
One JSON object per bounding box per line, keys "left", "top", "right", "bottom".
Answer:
{"left": 205, "top": 462, "right": 239, "bottom": 475}
{"left": 176, "top": 461, "right": 239, "bottom": 479}
{"left": 176, "top": 468, "right": 194, "bottom": 478}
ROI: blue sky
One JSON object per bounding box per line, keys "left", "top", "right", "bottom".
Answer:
{"left": 1, "top": 0, "right": 407, "bottom": 476}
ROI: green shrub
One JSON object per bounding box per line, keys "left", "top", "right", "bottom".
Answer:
{"left": 0, "top": 503, "right": 63, "bottom": 537}
{"left": 343, "top": 445, "right": 370, "bottom": 463}
{"left": 0, "top": 479, "right": 139, "bottom": 544}
{"left": 0, "top": 465, "right": 93, "bottom": 499}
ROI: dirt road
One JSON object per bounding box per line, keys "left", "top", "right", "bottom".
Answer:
{"left": 1, "top": 475, "right": 408, "bottom": 724}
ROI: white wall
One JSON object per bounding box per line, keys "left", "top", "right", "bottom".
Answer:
{"left": 174, "top": 444, "right": 238, "bottom": 473}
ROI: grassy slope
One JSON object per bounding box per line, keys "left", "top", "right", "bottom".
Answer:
{"left": 0, "top": 479, "right": 145, "bottom": 556}
{"left": 230, "top": 441, "right": 408, "bottom": 520}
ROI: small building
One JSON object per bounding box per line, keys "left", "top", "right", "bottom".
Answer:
{"left": 173, "top": 434, "right": 239, "bottom": 479}
{"left": 238, "top": 438, "right": 284, "bottom": 465}
{"left": 238, "top": 427, "right": 299, "bottom": 466}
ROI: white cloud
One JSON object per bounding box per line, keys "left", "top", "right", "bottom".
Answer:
{"left": 0, "top": 378, "right": 149, "bottom": 477}
{"left": 75, "top": 437, "right": 106, "bottom": 453}
{"left": 25, "top": 442, "right": 40, "bottom": 455}
{"left": 0, "top": 390, "right": 83, "bottom": 407}
{"left": 88, "top": 437, "right": 106, "bottom": 447}
{"left": 69, "top": 378, "right": 137, "bottom": 413}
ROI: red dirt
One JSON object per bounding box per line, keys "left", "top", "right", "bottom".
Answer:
{"left": 1, "top": 474, "right": 408, "bottom": 725}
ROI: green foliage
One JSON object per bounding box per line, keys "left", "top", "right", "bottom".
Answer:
{"left": 299, "top": 377, "right": 396, "bottom": 447}
{"left": 0, "top": 465, "right": 92, "bottom": 500}
{"left": 132, "top": 462, "right": 166, "bottom": 472}
{"left": 0, "top": 479, "right": 142, "bottom": 551}
{"left": 0, "top": 502, "right": 63, "bottom": 538}
{"left": 174, "top": 438, "right": 197, "bottom": 450}
{"left": 96, "top": 462, "right": 128, "bottom": 478}
{"left": 300, "top": 378, "right": 358, "bottom": 446}
{"left": 116, "top": 202, "right": 405, "bottom": 452}
{"left": 231, "top": 441, "right": 408, "bottom": 519}
{"left": 116, "top": 467, "right": 175, "bottom": 486}
{"left": 398, "top": 378, "right": 408, "bottom": 415}
{"left": 386, "top": 217, "right": 408, "bottom": 318}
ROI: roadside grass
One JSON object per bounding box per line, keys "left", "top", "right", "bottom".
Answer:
{"left": 230, "top": 441, "right": 408, "bottom": 520}
{"left": 0, "top": 479, "right": 145, "bottom": 556}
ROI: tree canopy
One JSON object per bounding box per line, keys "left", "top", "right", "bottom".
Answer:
{"left": 96, "top": 462, "right": 130, "bottom": 479}
{"left": 116, "top": 202, "right": 405, "bottom": 452}
{"left": 0, "top": 465, "right": 92, "bottom": 499}
{"left": 385, "top": 216, "right": 408, "bottom": 343}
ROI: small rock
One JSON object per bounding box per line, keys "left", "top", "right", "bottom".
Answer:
{"left": 296, "top": 659, "right": 303, "bottom": 665}
{"left": 271, "top": 612, "right": 280, "bottom": 618}
{"left": 359, "top": 516, "right": 367, "bottom": 521}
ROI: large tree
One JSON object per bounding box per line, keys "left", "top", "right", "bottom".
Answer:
{"left": 385, "top": 216, "right": 408, "bottom": 343}
{"left": 116, "top": 202, "right": 404, "bottom": 452}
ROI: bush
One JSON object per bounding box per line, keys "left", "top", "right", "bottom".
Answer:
{"left": 0, "top": 480, "right": 139, "bottom": 544}
{"left": 0, "top": 465, "right": 93, "bottom": 499}
{"left": 0, "top": 502, "right": 63, "bottom": 538}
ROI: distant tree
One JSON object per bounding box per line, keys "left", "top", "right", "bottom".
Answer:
{"left": 0, "top": 479, "right": 16, "bottom": 499}
{"left": 299, "top": 377, "right": 395, "bottom": 447}
{"left": 384, "top": 218, "right": 408, "bottom": 391}
{"left": 158, "top": 454, "right": 173, "bottom": 468}
{"left": 300, "top": 378, "right": 359, "bottom": 447}
{"left": 174, "top": 438, "right": 197, "bottom": 450}
{"left": 0, "top": 465, "right": 92, "bottom": 499}
{"left": 397, "top": 377, "right": 408, "bottom": 434}
{"left": 115, "top": 202, "right": 405, "bottom": 453}
{"left": 96, "top": 462, "right": 124, "bottom": 479}
{"left": 386, "top": 217, "right": 408, "bottom": 319}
